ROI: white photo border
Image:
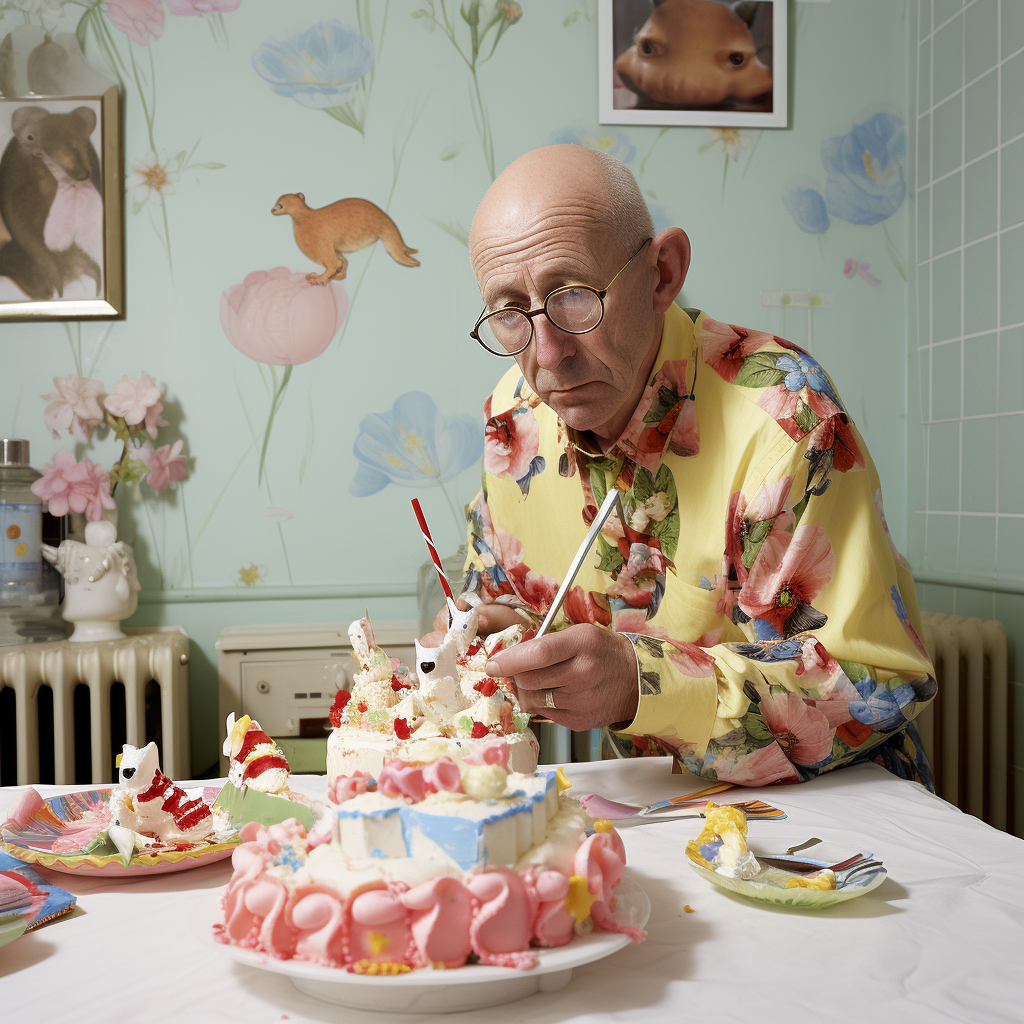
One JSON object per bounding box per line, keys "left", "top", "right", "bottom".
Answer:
{"left": 598, "top": 0, "right": 788, "bottom": 128}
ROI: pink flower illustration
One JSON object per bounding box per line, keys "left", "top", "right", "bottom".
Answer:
{"left": 759, "top": 691, "right": 835, "bottom": 766}
{"left": 139, "top": 439, "right": 187, "bottom": 491}
{"left": 220, "top": 267, "right": 348, "bottom": 366}
{"left": 106, "top": 0, "right": 165, "bottom": 46}
{"left": 43, "top": 374, "right": 105, "bottom": 440}
{"left": 739, "top": 524, "right": 835, "bottom": 635}
{"left": 700, "top": 318, "right": 773, "bottom": 383}
{"left": 607, "top": 542, "right": 666, "bottom": 607}
{"left": 103, "top": 372, "right": 162, "bottom": 427}
{"left": 495, "top": 529, "right": 558, "bottom": 612}
{"left": 484, "top": 404, "right": 540, "bottom": 480}
{"left": 166, "top": 0, "right": 239, "bottom": 13}
{"left": 617, "top": 359, "right": 699, "bottom": 469}
{"left": 33, "top": 452, "right": 116, "bottom": 520}
{"left": 611, "top": 610, "right": 716, "bottom": 677}
{"left": 709, "top": 741, "right": 801, "bottom": 786}
{"left": 721, "top": 477, "right": 794, "bottom": 597}
{"left": 563, "top": 586, "right": 611, "bottom": 626}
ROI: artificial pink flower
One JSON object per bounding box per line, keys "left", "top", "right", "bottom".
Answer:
{"left": 166, "top": 0, "right": 238, "bottom": 12}
{"left": 139, "top": 439, "right": 187, "bottom": 491}
{"left": 143, "top": 398, "right": 169, "bottom": 438}
{"left": 220, "top": 267, "right": 347, "bottom": 365}
{"left": 759, "top": 691, "right": 835, "bottom": 766}
{"left": 708, "top": 741, "right": 801, "bottom": 786}
{"left": 484, "top": 405, "right": 540, "bottom": 481}
{"left": 700, "top": 318, "right": 772, "bottom": 383}
{"left": 30, "top": 450, "right": 80, "bottom": 516}
{"left": 738, "top": 524, "right": 835, "bottom": 635}
{"left": 65, "top": 457, "right": 117, "bottom": 520}
{"left": 105, "top": 0, "right": 165, "bottom": 46}
{"left": 42, "top": 374, "right": 105, "bottom": 440}
{"left": 103, "top": 372, "right": 162, "bottom": 427}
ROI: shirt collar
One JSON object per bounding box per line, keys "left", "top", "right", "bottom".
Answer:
{"left": 562, "top": 303, "right": 700, "bottom": 466}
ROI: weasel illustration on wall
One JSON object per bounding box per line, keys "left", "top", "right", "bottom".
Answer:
{"left": 272, "top": 192, "right": 420, "bottom": 284}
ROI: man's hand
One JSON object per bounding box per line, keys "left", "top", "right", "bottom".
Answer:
{"left": 424, "top": 598, "right": 529, "bottom": 646}
{"left": 483, "top": 624, "right": 639, "bottom": 732}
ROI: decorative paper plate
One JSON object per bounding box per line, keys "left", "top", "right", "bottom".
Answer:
{"left": 199, "top": 876, "right": 650, "bottom": 1013}
{"left": 1, "top": 787, "right": 240, "bottom": 877}
{"left": 688, "top": 837, "right": 887, "bottom": 909}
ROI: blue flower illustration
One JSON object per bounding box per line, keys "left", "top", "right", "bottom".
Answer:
{"left": 776, "top": 353, "right": 843, "bottom": 409}
{"left": 547, "top": 126, "right": 637, "bottom": 164}
{"left": 350, "top": 391, "right": 482, "bottom": 497}
{"left": 252, "top": 21, "right": 372, "bottom": 109}
{"left": 849, "top": 677, "right": 917, "bottom": 732}
{"left": 821, "top": 112, "right": 906, "bottom": 225}
{"left": 782, "top": 183, "right": 830, "bottom": 234}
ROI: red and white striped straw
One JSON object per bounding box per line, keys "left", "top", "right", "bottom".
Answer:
{"left": 411, "top": 498, "right": 457, "bottom": 609}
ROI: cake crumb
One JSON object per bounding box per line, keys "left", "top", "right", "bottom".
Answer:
{"left": 684, "top": 904, "right": 695, "bottom": 913}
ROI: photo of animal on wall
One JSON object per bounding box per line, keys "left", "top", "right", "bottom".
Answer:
{"left": 607, "top": 0, "right": 778, "bottom": 120}
{"left": 272, "top": 192, "right": 419, "bottom": 285}
{"left": 0, "top": 98, "right": 104, "bottom": 303}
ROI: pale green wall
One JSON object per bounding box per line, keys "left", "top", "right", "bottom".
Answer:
{"left": 1, "top": 0, "right": 914, "bottom": 774}
{"left": 907, "top": 0, "right": 1024, "bottom": 831}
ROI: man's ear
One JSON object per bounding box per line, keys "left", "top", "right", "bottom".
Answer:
{"left": 650, "top": 227, "right": 691, "bottom": 313}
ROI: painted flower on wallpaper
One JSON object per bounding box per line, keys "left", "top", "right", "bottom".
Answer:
{"left": 237, "top": 562, "right": 266, "bottom": 586}
{"left": 220, "top": 268, "right": 348, "bottom": 366}
{"left": 350, "top": 391, "right": 483, "bottom": 497}
{"left": 698, "top": 127, "right": 760, "bottom": 200}
{"left": 127, "top": 151, "right": 177, "bottom": 208}
{"left": 547, "top": 126, "right": 637, "bottom": 164}
{"left": 822, "top": 112, "right": 906, "bottom": 226}
{"left": 252, "top": 21, "right": 373, "bottom": 110}
{"left": 105, "top": 0, "right": 164, "bottom": 46}
{"left": 843, "top": 258, "right": 881, "bottom": 285}
{"left": 166, "top": 0, "right": 238, "bottom": 14}
{"left": 782, "top": 182, "right": 830, "bottom": 235}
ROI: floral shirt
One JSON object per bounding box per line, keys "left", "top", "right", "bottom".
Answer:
{"left": 462, "top": 304, "right": 936, "bottom": 788}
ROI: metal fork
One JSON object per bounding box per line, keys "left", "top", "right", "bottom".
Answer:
{"left": 627, "top": 799, "right": 787, "bottom": 822}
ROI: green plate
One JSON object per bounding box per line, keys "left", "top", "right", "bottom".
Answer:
{"left": 0, "top": 915, "right": 28, "bottom": 948}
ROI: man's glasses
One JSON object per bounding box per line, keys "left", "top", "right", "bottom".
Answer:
{"left": 470, "top": 237, "right": 652, "bottom": 357}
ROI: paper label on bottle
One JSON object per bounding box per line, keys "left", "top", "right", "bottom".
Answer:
{"left": 0, "top": 501, "right": 42, "bottom": 584}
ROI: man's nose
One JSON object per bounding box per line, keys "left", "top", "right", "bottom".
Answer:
{"left": 532, "top": 314, "right": 576, "bottom": 369}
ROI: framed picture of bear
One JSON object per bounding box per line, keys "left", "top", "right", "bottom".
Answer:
{"left": 599, "top": 0, "right": 788, "bottom": 128}
{"left": 0, "top": 84, "right": 123, "bottom": 320}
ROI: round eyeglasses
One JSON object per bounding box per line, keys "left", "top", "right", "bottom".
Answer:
{"left": 470, "top": 237, "right": 652, "bottom": 356}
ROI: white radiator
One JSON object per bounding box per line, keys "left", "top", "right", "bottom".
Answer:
{"left": 917, "top": 612, "right": 1011, "bottom": 832}
{"left": 0, "top": 627, "right": 190, "bottom": 786}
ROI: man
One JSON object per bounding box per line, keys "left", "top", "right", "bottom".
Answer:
{"left": 438, "top": 144, "right": 934, "bottom": 787}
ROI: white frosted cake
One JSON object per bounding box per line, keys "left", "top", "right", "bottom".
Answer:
{"left": 326, "top": 609, "right": 540, "bottom": 780}
{"left": 214, "top": 739, "right": 645, "bottom": 972}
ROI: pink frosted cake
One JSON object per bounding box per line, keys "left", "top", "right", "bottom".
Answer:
{"left": 326, "top": 610, "right": 539, "bottom": 781}
{"left": 213, "top": 743, "right": 644, "bottom": 973}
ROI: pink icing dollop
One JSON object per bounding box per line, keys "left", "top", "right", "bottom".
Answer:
{"left": 401, "top": 876, "right": 474, "bottom": 968}
{"left": 377, "top": 761, "right": 427, "bottom": 803}
{"left": 328, "top": 771, "right": 374, "bottom": 804}
{"left": 348, "top": 886, "right": 413, "bottom": 965}
{"left": 422, "top": 758, "right": 463, "bottom": 794}
{"left": 574, "top": 831, "right": 646, "bottom": 943}
{"left": 462, "top": 737, "right": 510, "bottom": 770}
{"left": 465, "top": 868, "right": 538, "bottom": 969}
{"left": 292, "top": 889, "right": 346, "bottom": 966}
{"left": 526, "top": 867, "right": 575, "bottom": 948}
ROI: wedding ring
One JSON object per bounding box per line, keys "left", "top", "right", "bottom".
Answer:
{"left": 544, "top": 689, "right": 557, "bottom": 710}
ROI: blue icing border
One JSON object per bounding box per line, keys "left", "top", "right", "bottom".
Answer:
{"left": 333, "top": 771, "right": 557, "bottom": 871}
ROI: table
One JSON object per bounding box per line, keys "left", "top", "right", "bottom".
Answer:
{"left": 2, "top": 759, "right": 1023, "bottom": 1024}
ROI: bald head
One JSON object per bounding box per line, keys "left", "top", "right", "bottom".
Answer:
{"left": 468, "top": 144, "right": 689, "bottom": 446}
{"left": 470, "top": 145, "right": 654, "bottom": 268}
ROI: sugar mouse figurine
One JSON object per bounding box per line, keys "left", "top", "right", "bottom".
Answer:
{"left": 42, "top": 519, "right": 140, "bottom": 641}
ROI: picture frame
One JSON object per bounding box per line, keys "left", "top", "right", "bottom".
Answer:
{"left": 599, "top": 0, "right": 788, "bottom": 128}
{"left": 0, "top": 84, "right": 124, "bottom": 320}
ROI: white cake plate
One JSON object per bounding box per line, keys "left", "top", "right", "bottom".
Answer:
{"left": 198, "top": 875, "right": 649, "bottom": 1013}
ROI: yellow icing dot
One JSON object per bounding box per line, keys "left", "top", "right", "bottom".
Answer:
{"left": 565, "top": 873, "right": 598, "bottom": 923}
{"left": 684, "top": 905, "right": 695, "bottom": 913}
{"left": 593, "top": 818, "right": 614, "bottom": 833}
{"left": 555, "top": 766, "right": 572, "bottom": 793}
{"left": 368, "top": 931, "right": 389, "bottom": 955}
{"left": 352, "top": 960, "right": 411, "bottom": 975}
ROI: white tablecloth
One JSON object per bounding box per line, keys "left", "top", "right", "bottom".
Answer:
{"left": 2, "top": 760, "right": 1022, "bottom": 1024}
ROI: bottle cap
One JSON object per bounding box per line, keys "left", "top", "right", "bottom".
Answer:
{"left": 0, "top": 439, "right": 30, "bottom": 467}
